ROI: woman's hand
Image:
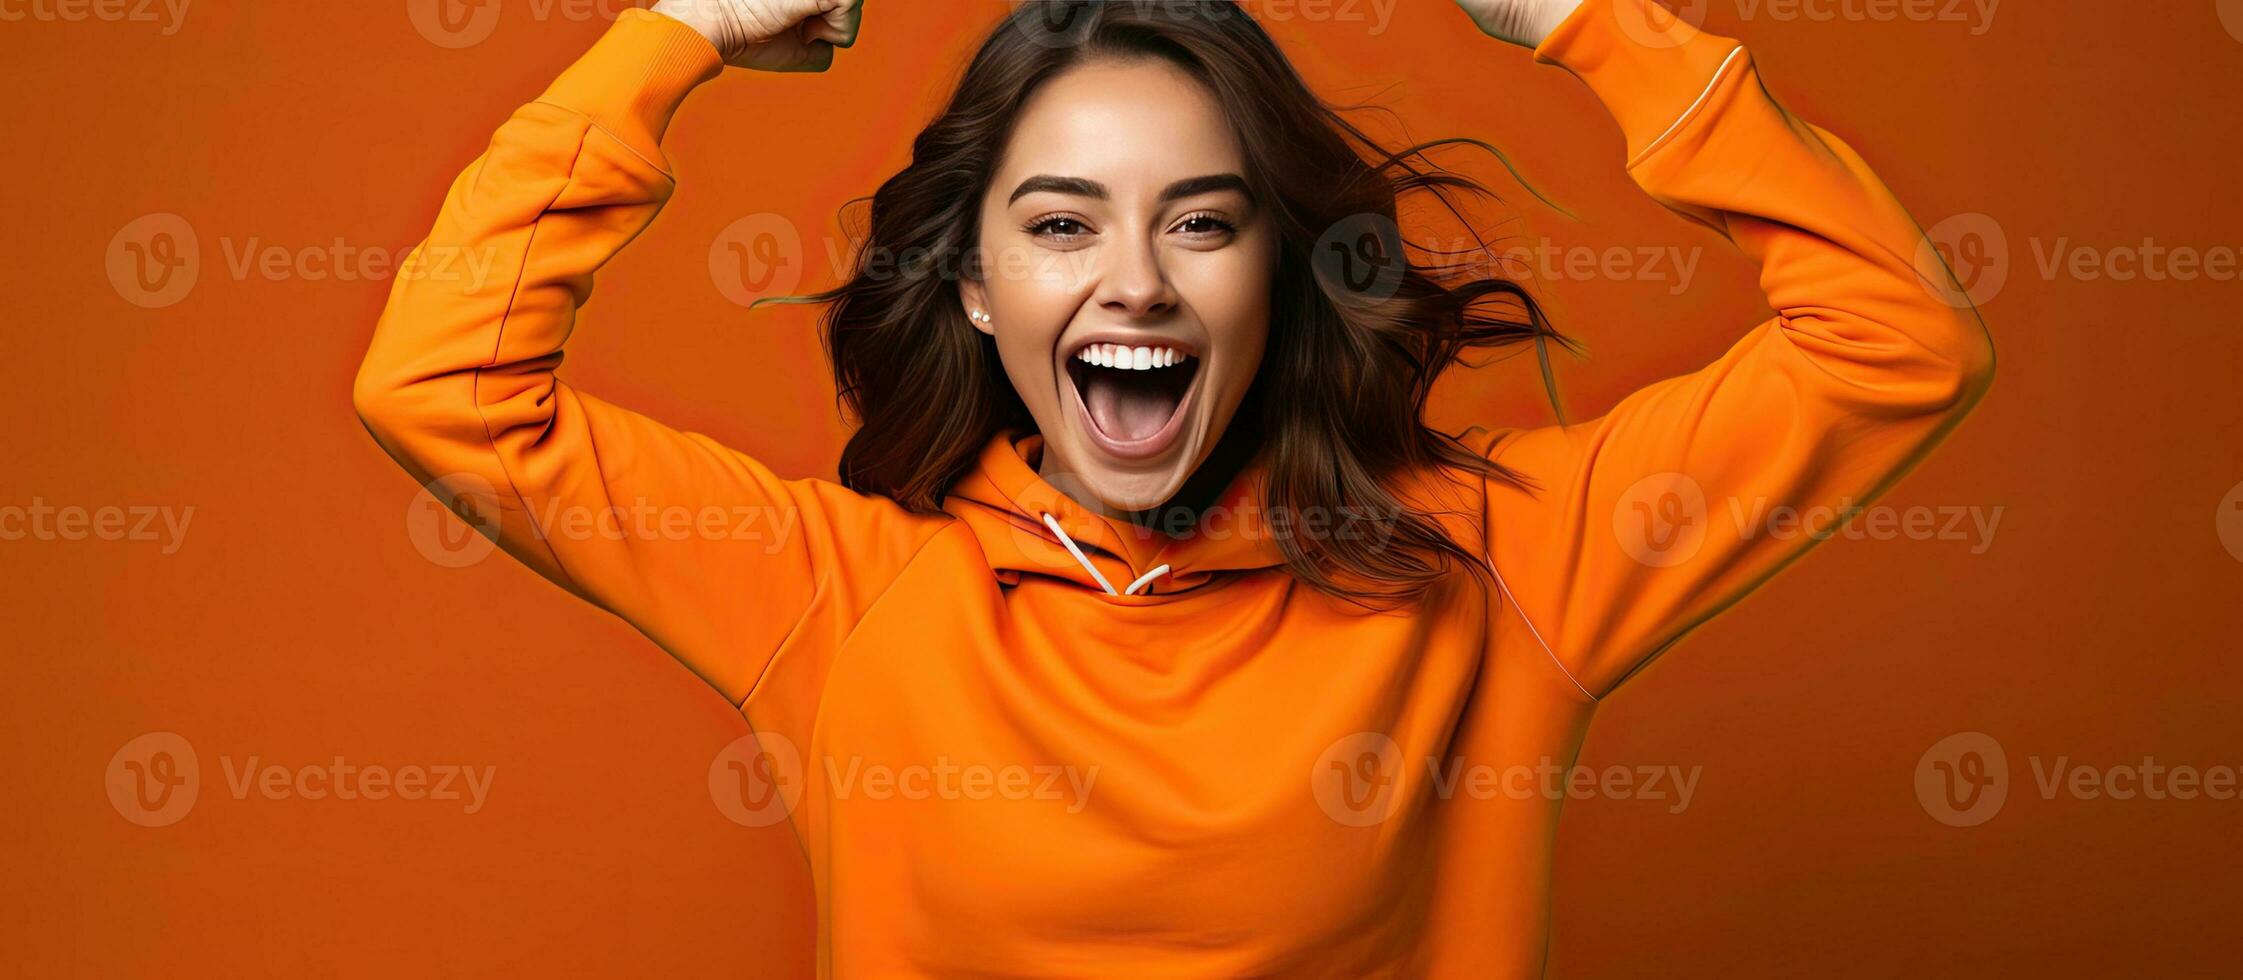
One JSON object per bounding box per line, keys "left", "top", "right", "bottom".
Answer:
{"left": 1451, "top": 0, "right": 1584, "bottom": 47}
{"left": 651, "top": 0, "right": 861, "bottom": 72}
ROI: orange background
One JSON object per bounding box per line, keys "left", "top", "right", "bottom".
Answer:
{"left": 6, "top": 1, "right": 2242, "bottom": 976}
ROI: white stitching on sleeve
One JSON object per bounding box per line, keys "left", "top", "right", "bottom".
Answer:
{"left": 1632, "top": 45, "right": 1748, "bottom": 168}
{"left": 1484, "top": 556, "right": 1599, "bottom": 703}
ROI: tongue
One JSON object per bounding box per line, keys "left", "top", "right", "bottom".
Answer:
{"left": 1084, "top": 370, "right": 1180, "bottom": 443}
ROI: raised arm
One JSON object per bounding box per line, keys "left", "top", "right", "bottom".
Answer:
{"left": 1461, "top": 0, "right": 1997, "bottom": 700}
{"left": 351, "top": 2, "right": 929, "bottom": 704}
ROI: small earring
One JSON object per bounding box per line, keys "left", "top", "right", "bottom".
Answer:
{"left": 970, "top": 310, "right": 992, "bottom": 324}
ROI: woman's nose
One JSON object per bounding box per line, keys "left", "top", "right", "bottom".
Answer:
{"left": 1094, "top": 236, "right": 1178, "bottom": 319}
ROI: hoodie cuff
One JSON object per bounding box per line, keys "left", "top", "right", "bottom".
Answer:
{"left": 536, "top": 9, "right": 725, "bottom": 166}
{"left": 1533, "top": 0, "right": 1745, "bottom": 167}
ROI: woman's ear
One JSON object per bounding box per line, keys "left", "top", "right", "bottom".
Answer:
{"left": 959, "top": 278, "right": 995, "bottom": 337}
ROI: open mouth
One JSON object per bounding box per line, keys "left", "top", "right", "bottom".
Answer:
{"left": 1063, "top": 341, "right": 1201, "bottom": 460}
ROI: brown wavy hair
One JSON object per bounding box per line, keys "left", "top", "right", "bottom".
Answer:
{"left": 761, "top": 0, "right": 1573, "bottom": 606}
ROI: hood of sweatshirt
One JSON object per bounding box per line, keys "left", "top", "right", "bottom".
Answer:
{"left": 941, "top": 429, "right": 1288, "bottom": 602}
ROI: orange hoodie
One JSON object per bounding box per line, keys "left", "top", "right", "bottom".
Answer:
{"left": 352, "top": 0, "right": 1993, "bottom": 975}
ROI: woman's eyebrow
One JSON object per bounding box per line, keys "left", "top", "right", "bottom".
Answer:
{"left": 1160, "top": 173, "right": 1253, "bottom": 205}
{"left": 1008, "top": 174, "right": 1104, "bottom": 203}
{"left": 1008, "top": 173, "right": 1253, "bottom": 205}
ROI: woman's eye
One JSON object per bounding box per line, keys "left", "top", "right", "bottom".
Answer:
{"left": 1176, "top": 213, "right": 1237, "bottom": 237}
{"left": 1027, "top": 216, "right": 1090, "bottom": 241}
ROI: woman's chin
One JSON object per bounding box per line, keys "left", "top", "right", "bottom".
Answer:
{"left": 1041, "top": 431, "right": 1197, "bottom": 517}
{"left": 1095, "top": 474, "right": 1189, "bottom": 516}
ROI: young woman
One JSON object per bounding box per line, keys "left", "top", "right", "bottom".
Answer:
{"left": 354, "top": 0, "right": 1992, "bottom": 974}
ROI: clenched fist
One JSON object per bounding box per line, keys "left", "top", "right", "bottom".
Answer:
{"left": 651, "top": 0, "right": 862, "bottom": 72}
{"left": 1452, "top": 0, "right": 1584, "bottom": 47}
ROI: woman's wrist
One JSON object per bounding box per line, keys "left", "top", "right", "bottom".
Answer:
{"left": 649, "top": 0, "right": 732, "bottom": 55}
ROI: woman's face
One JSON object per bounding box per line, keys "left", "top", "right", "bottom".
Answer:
{"left": 962, "top": 56, "right": 1278, "bottom": 516}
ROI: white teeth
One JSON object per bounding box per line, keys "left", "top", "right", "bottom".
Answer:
{"left": 1073, "top": 343, "right": 1192, "bottom": 370}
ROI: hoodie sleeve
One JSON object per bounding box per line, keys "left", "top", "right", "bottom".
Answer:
{"left": 352, "top": 10, "right": 940, "bottom": 704}
{"left": 1479, "top": 0, "right": 1996, "bottom": 701}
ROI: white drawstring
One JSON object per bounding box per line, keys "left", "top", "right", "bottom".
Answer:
{"left": 1041, "top": 513, "right": 1117, "bottom": 594}
{"left": 1040, "top": 512, "right": 1169, "bottom": 596}
{"left": 1124, "top": 564, "right": 1171, "bottom": 596}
